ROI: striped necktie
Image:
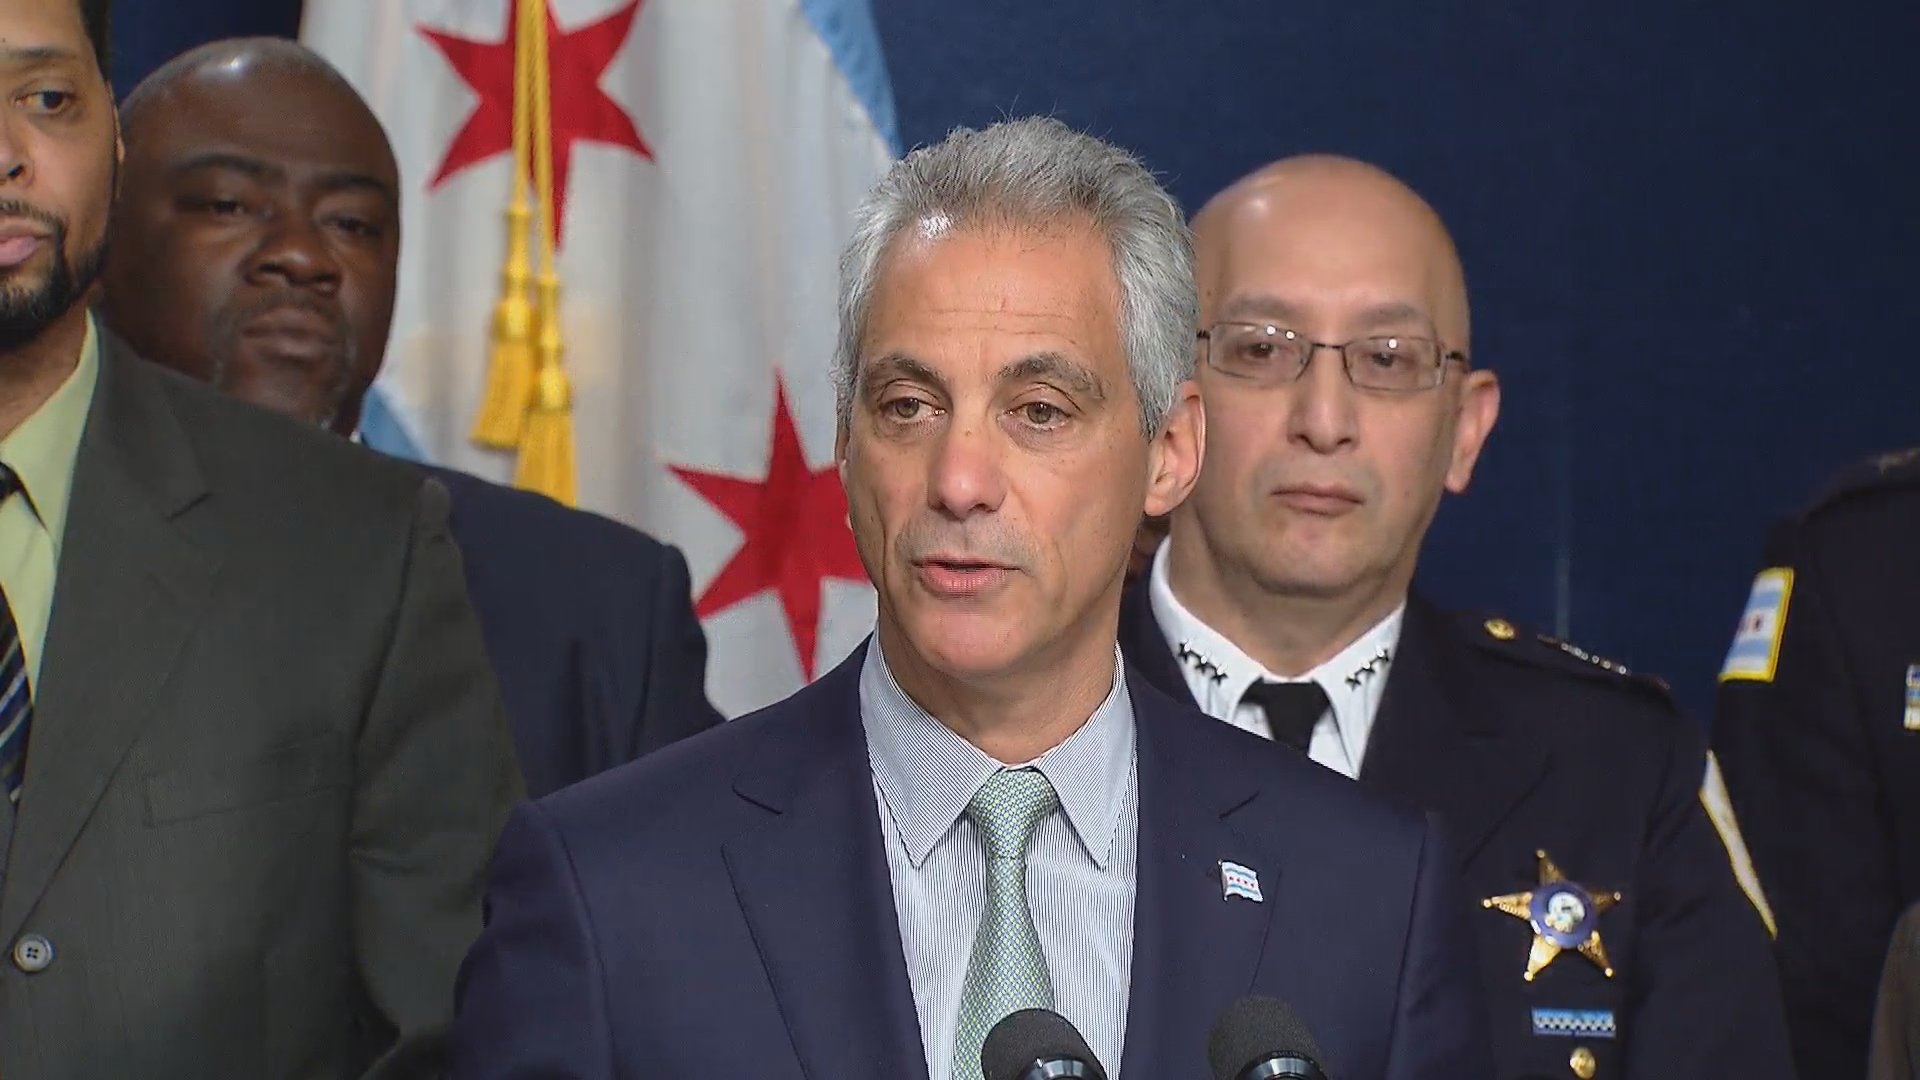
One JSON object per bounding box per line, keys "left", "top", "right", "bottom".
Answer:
{"left": 0, "top": 464, "right": 34, "bottom": 804}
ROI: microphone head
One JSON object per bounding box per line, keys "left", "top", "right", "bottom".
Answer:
{"left": 982, "top": 1009, "right": 1108, "bottom": 1080}
{"left": 1208, "top": 996, "right": 1327, "bottom": 1080}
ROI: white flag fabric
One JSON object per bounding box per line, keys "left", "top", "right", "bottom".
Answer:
{"left": 300, "top": 0, "right": 896, "bottom": 717}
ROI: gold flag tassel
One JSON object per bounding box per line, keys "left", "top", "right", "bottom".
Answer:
{"left": 468, "top": 0, "right": 539, "bottom": 449}
{"left": 512, "top": 0, "right": 577, "bottom": 505}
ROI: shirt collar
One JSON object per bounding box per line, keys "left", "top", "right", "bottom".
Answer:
{"left": 1150, "top": 537, "right": 1404, "bottom": 750}
{"left": 0, "top": 314, "right": 102, "bottom": 556}
{"left": 860, "top": 637, "right": 1136, "bottom": 870}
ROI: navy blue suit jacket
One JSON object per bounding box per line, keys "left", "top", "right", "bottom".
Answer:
{"left": 451, "top": 640, "right": 1492, "bottom": 1080}
{"left": 423, "top": 465, "right": 723, "bottom": 797}
{"left": 1120, "top": 584, "right": 1792, "bottom": 1080}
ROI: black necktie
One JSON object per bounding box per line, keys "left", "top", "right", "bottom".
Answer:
{"left": 1242, "top": 679, "right": 1328, "bottom": 753}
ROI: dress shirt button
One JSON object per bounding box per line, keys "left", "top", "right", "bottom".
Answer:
{"left": 1568, "top": 1045, "right": 1597, "bottom": 1079}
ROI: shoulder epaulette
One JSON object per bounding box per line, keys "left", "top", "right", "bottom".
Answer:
{"left": 1806, "top": 446, "right": 1920, "bottom": 516}
{"left": 1461, "top": 614, "right": 1674, "bottom": 701}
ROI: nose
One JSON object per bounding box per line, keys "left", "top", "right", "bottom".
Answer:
{"left": 1286, "top": 344, "right": 1360, "bottom": 454}
{"left": 246, "top": 213, "right": 342, "bottom": 294}
{"left": 0, "top": 120, "right": 30, "bottom": 188}
{"left": 926, "top": 416, "right": 1008, "bottom": 520}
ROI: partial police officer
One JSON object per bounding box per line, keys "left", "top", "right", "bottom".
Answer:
{"left": 1715, "top": 448, "right": 1920, "bottom": 1078}
{"left": 1118, "top": 154, "right": 1793, "bottom": 1079}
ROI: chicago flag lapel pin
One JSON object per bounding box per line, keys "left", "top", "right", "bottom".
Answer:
{"left": 1220, "top": 860, "right": 1264, "bottom": 903}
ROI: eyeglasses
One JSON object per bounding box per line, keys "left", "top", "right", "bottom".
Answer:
{"left": 1196, "top": 322, "right": 1469, "bottom": 393}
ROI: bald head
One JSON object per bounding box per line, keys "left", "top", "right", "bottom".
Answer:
{"left": 1193, "top": 155, "right": 1469, "bottom": 352}
{"left": 99, "top": 38, "right": 401, "bottom": 436}
{"left": 120, "top": 38, "right": 374, "bottom": 145}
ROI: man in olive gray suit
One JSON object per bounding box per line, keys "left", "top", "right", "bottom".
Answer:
{"left": 0, "top": 2, "right": 522, "bottom": 1076}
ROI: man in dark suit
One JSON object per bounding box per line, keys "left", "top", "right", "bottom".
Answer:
{"left": 1116, "top": 154, "right": 1792, "bottom": 1079}
{"left": 1716, "top": 448, "right": 1920, "bottom": 1077}
{"left": 94, "top": 38, "right": 723, "bottom": 797}
{"left": 0, "top": 3, "right": 519, "bottom": 1076}
{"left": 454, "top": 117, "right": 1491, "bottom": 1080}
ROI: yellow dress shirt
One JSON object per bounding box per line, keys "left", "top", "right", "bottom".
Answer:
{"left": 0, "top": 317, "right": 101, "bottom": 691}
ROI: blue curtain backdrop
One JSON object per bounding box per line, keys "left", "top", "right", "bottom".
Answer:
{"left": 112, "top": 1, "right": 1920, "bottom": 725}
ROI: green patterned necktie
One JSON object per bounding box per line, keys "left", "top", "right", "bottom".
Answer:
{"left": 951, "top": 767, "right": 1061, "bottom": 1080}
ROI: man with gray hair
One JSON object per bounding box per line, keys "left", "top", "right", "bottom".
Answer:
{"left": 453, "top": 117, "right": 1491, "bottom": 1080}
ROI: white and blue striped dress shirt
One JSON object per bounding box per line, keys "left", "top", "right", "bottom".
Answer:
{"left": 860, "top": 641, "right": 1140, "bottom": 1080}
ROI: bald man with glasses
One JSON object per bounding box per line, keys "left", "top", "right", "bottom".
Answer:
{"left": 1117, "top": 155, "right": 1793, "bottom": 1079}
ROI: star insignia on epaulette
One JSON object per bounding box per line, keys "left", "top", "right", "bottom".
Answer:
{"left": 1175, "top": 641, "right": 1228, "bottom": 683}
{"left": 1483, "top": 851, "right": 1623, "bottom": 982}
{"left": 1344, "top": 646, "right": 1391, "bottom": 689}
{"left": 1537, "top": 633, "right": 1635, "bottom": 677}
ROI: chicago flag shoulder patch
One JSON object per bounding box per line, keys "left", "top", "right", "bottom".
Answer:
{"left": 1720, "top": 568, "right": 1794, "bottom": 683}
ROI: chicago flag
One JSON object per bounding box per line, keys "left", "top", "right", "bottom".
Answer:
{"left": 300, "top": 0, "right": 897, "bottom": 716}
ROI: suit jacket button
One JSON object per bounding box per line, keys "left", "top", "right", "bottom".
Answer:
{"left": 1569, "top": 1045, "right": 1597, "bottom": 1079}
{"left": 12, "top": 933, "right": 53, "bottom": 973}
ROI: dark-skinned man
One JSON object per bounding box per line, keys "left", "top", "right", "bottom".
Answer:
{"left": 0, "top": 2, "right": 519, "bottom": 1076}
{"left": 96, "top": 38, "right": 723, "bottom": 798}
{"left": 1116, "top": 155, "right": 1794, "bottom": 1079}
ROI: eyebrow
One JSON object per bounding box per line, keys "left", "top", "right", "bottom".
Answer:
{"left": 862, "top": 353, "right": 947, "bottom": 399}
{"left": 172, "top": 151, "right": 283, "bottom": 182}
{"left": 860, "top": 351, "right": 1108, "bottom": 400}
{"left": 171, "top": 151, "right": 398, "bottom": 206}
{"left": 315, "top": 170, "right": 399, "bottom": 206}
{"left": 0, "top": 46, "right": 82, "bottom": 69}
{"left": 1215, "top": 293, "right": 1435, "bottom": 333}
{"left": 998, "top": 352, "right": 1106, "bottom": 399}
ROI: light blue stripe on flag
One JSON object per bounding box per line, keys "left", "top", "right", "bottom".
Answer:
{"left": 358, "top": 386, "right": 425, "bottom": 463}
{"left": 798, "top": 0, "right": 900, "bottom": 154}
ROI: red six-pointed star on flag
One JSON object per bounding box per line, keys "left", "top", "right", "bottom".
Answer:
{"left": 669, "top": 378, "right": 870, "bottom": 680}
{"left": 419, "top": 0, "right": 652, "bottom": 246}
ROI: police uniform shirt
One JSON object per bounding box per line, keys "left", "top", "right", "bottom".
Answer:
{"left": 1146, "top": 539, "right": 1400, "bottom": 777}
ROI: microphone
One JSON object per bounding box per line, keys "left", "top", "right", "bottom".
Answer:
{"left": 1208, "top": 996, "right": 1330, "bottom": 1080}
{"left": 981, "top": 1008, "right": 1108, "bottom": 1080}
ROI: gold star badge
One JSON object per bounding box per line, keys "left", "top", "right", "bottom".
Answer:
{"left": 1483, "top": 850, "right": 1623, "bottom": 982}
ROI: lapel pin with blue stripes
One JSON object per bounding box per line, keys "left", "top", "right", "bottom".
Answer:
{"left": 1220, "top": 860, "right": 1263, "bottom": 903}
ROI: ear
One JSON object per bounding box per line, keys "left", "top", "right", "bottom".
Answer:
{"left": 1442, "top": 368, "right": 1500, "bottom": 494}
{"left": 1143, "top": 380, "right": 1204, "bottom": 518}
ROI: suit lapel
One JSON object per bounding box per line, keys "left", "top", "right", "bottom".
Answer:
{"left": 724, "top": 645, "right": 928, "bottom": 1080}
{"left": 1120, "top": 674, "right": 1278, "bottom": 1079}
{"left": 1118, "top": 578, "right": 1197, "bottom": 707}
{"left": 1, "top": 339, "right": 217, "bottom": 944}
{"left": 1359, "top": 597, "right": 1548, "bottom": 864}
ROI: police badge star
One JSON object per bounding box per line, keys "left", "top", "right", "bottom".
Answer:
{"left": 1483, "top": 850, "right": 1623, "bottom": 982}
